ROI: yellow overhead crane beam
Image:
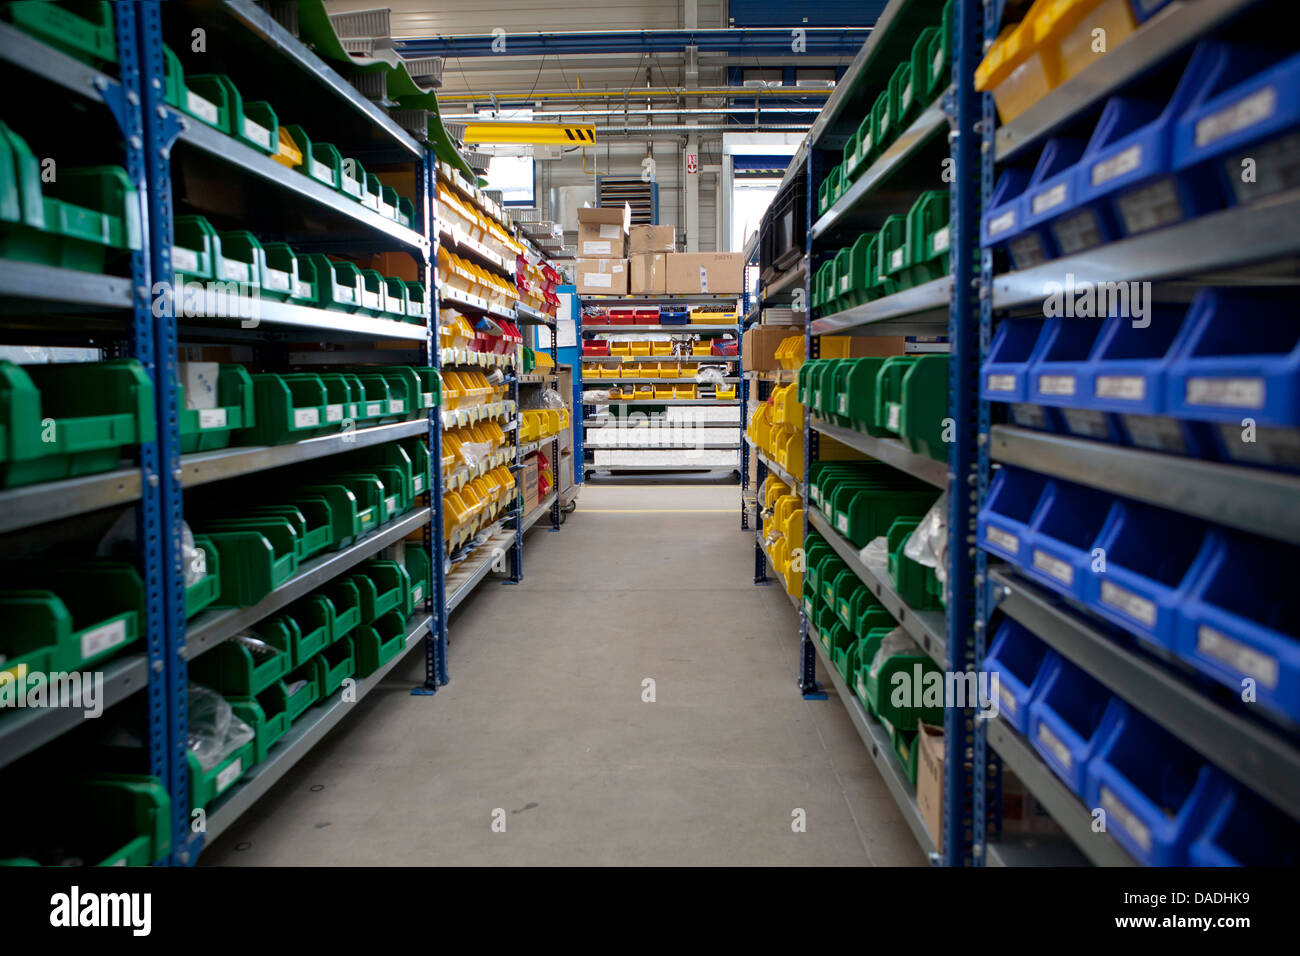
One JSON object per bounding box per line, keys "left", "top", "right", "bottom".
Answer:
{"left": 460, "top": 120, "right": 597, "bottom": 145}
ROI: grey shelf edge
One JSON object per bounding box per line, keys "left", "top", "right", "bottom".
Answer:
{"left": 0, "top": 21, "right": 113, "bottom": 102}
{"left": 987, "top": 715, "right": 1139, "bottom": 867}
{"left": 520, "top": 492, "right": 558, "bottom": 533}
{"left": 515, "top": 303, "right": 557, "bottom": 326}
{"left": 811, "top": 276, "right": 953, "bottom": 336}
{"left": 585, "top": 377, "right": 740, "bottom": 385}
{"left": 989, "top": 566, "right": 1300, "bottom": 821}
{"left": 447, "top": 528, "right": 513, "bottom": 614}
{"left": 174, "top": 116, "right": 428, "bottom": 252}
{"left": 0, "top": 468, "right": 142, "bottom": 533}
{"left": 588, "top": 443, "right": 742, "bottom": 450}
{"left": 176, "top": 293, "right": 429, "bottom": 339}
{"left": 991, "top": 426, "right": 1300, "bottom": 546}
{"left": 810, "top": 99, "right": 948, "bottom": 239}
{"left": 0, "top": 654, "right": 149, "bottom": 770}
{"left": 183, "top": 507, "right": 431, "bottom": 659}
{"left": 182, "top": 419, "right": 429, "bottom": 487}
{"left": 582, "top": 325, "right": 739, "bottom": 333}
{"left": 811, "top": 417, "right": 949, "bottom": 489}
{"left": 809, "top": 623, "right": 939, "bottom": 862}
{"left": 221, "top": 0, "right": 423, "bottom": 159}
{"left": 0, "top": 260, "right": 134, "bottom": 310}
{"left": 994, "top": 0, "right": 1262, "bottom": 162}
{"left": 986, "top": 832, "right": 1091, "bottom": 867}
{"left": 762, "top": 261, "right": 808, "bottom": 302}
{"left": 991, "top": 188, "right": 1300, "bottom": 309}
{"left": 203, "top": 613, "right": 433, "bottom": 845}
{"left": 808, "top": 509, "right": 946, "bottom": 665}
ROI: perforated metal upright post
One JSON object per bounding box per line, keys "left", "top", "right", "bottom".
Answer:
{"left": 550, "top": 319, "right": 561, "bottom": 531}
{"left": 133, "top": 0, "right": 194, "bottom": 865}
{"left": 798, "top": 146, "right": 820, "bottom": 698}
{"left": 509, "top": 356, "right": 523, "bottom": 581}
{"left": 420, "top": 148, "right": 447, "bottom": 690}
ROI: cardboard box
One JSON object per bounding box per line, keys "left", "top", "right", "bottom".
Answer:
{"left": 577, "top": 204, "right": 630, "bottom": 257}
{"left": 629, "top": 224, "right": 675, "bottom": 255}
{"left": 666, "top": 252, "right": 745, "bottom": 295}
{"left": 742, "top": 326, "right": 795, "bottom": 371}
{"left": 916, "top": 722, "right": 945, "bottom": 855}
{"left": 575, "top": 258, "right": 628, "bottom": 295}
{"left": 629, "top": 253, "right": 667, "bottom": 294}
{"left": 520, "top": 457, "right": 540, "bottom": 514}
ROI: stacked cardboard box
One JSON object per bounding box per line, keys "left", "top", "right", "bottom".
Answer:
{"left": 571, "top": 208, "right": 746, "bottom": 297}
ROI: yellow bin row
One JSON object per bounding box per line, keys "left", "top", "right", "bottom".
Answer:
{"left": 442, "top": 370, "right": 504, "bottom": 408}
{"left": 442, "top": 421, "right": 508, "bottom": 473}
{"left": 438, "top": 245, "right": 518, "bottom": 305}
{"left": 760, "top": 475, "right": 805, "bottom": 598}
{"left": 521, "top": 407, "right": 570, "bottom": 442}
{"left": 775, "top": 335, "right": 805, "bottom": 369}
{"left": 443, "top": 466, "right": 516, "bottom": 549}
{"left": 610, "top": 384, "right": 698, "bottom": 401}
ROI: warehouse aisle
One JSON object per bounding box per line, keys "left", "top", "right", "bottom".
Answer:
{"left": 204, "top": 485, "right": 924, "bottom": 866}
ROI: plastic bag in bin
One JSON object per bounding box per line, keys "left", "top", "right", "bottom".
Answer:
{"left": 188, "top": 684, "right": 254, "bottom": 773}
{"left": 904, "top": 490, "right": 950, "bottom": 589}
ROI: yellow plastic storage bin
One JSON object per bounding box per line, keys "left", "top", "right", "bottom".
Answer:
{"left": 630, "top": 340, "right": 652, "bottom": 357}
{"left": 1033, "top": 0, "right": 1136, "bottom": 90}
{"left": 974, "top": 13, "right": 1053, "bottom": 124}
{"left": 776, "top": 336, "right": 805, "bottom": 369}
{"left": 716, "top": 384, "right": 737, "bottom": 400}
{"left": 653, "top": 385, "right": 674, "bottom": 400}
{"left": 652, "top": 341, "right": 673, "bottom": 356}
{"left": 657, "top": 363, "right": 679, "bottom": 379}
{"left": 674, "top": 385, "right": 697, "bottom": 400}
{"left": 771, "top": 383, "right": 804, "bottom": 430}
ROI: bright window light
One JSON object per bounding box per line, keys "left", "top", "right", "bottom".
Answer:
{"left": 477, "top": 108, "right": 535, "bottom": 206}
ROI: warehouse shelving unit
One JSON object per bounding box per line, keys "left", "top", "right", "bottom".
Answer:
{"left": 579, "top": 294, "right": 742, "bottom": 479}
{"left": 973, "top": 0, "right": 1300, "bottom": 868}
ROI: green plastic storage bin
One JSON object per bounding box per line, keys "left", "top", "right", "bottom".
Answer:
{"left": 288, "top": 247, "right": 319, "bottom": 304}
{"left": 911, "top": 26, "right": 944, "bottom": 107}
{"left": 877, "top": 214, "right": 910, "bottom": 292}
{"left": 357, "top": 268, "right": 385, "bottom": 315}
{"left": 201, "top": 516, "right": 300, "bottom": 605}
{"left": 0, "top": 359, "right": 154, "bottom": 487}
{"left": 871, "top": 89, "right": 892, "bottom": 157}
{"left": 302, "top": 254, "right": 362, "bottom": 312}
{"left": 0, "top": 774, "right": 169, "bottom": 867}
{"left": 351, "top": 559, "right": 411, "bottom": 622}
{"left": 887, "top": 517, "right": 941, "bottom": 611}
{"left": 902, "top": 190, "right": 951, "bottom": 288}
{"left": 187, "top": 741, "right": 252, "bottom": 811}
{"left": 394, "top": 195, "right": 415, "bottom": 229}
{"left": 354, "top": 609, "right": 406, "bottom": 677}
{"left": 864, "top": 640, "right": 944, "bottom": 732}
{"left": 363, "top": 172, "right": 384, "bottom": 212}
{"left": 299, "top": 473, "right": 381, "bottom": 543}
{"left": 351, "top": 371, "right": 391, "bottom": 422}
{"left": 830, "top": 246, "right": 853, "bottom": 313}
{"left": 285, "top": 596, "right": 333, "bottom": 660}
{"left": 339, "top": 157, "right": 366, "bottom": 203}
{"left": 190, "top": 632, "right": 290, "bottom": 698}
{"left": 875, "top": 354, "right": 949, "bottom": 459}
{"left": 3, "top": 1, "right": 116, "bottom": 66}
{"left": 238, "top": 373, "right": 328, "bottom": 446}
{"left": 229, "top": 695, "right": 286, "bottom": 764}
{"left": 842, "top": 357, "right": 891, "bottom": 436}
{"left": 314, "top": 635, "right": 355, "bottom": 697}
{"left": 246, "top": 499, "right": 333, "bottom": 560}
{"left": 184, "top": 75, "right": 277, "bottom": 153}
{"left": 928, "top": 1, "right": 954, "bottom": 103}
{"left": 321, "top": 577, "right": 363, "bottom": 639}
{"left": 0, "top": 121, "right": 43, "bottom": 235}
{"left": 337, "top": 466, "right": 404, "bottom": 522}
{"left": 185, "top": 533, "right": 222, "bottom": 618}
{"left": 179, "top": 363, "right": 255, "bottom": 453}
{"left": 403, "top": 280, "right": 430, "bottom": 319}
{"left": 284, "top": 126, "right": 339, "bottom": 188}
{"left": 887, "top": 61, "right": 918, "bottom": 137}
{"left": 250, "top": 614, "right": 316, "bottom": 668}
{"left": 214, "top": 230, "right": 263, "bottom": 291}
{"left": 812, "top": 260, "right": 835, "bottom": 313}
{"left": 405, "top": 545, "right": 432, "bottom": 608}
{"left": 267, "top": 669, "right": 317, "bottom": 724}
{"left": 259, "top": 241, "right": 300, "bottom": 301}
{"left": 171, "top": 215, "right": 219, "bottom": 282}
{"left": 381, "top": 275, "right": 408, "bottom": 318}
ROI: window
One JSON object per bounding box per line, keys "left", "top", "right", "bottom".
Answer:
{"left": 477, "top": 107, "right": 535, "bottom": 206}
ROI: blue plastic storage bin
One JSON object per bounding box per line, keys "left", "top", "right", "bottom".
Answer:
{"left": 1188, "top": 783, "right": 1300, "bottom": 867}
{"left": 981, "top": 165, "right": 1034, "bottom": 264}
{"left": 1077, "top": 305, "right": 1185, "bottom": 417}
{"left": 1082, "top": 500, "right": 1210, "bottom": 651}
{"left": 1084, "top": 706, "right": 1231, "bottom": 866}
{"left": 1026, "top": 318, "right": 1123, "bottom": 442}
{"left": 1174, "top": 49, "right": 1300, "bottom": 209}
{"left": 1018, "top": 137, "right": 1089, "bottom": 265}
{"left": 1175, "top": 530, "right": 1300, "bottom": 724}
{"left": 1067, "top": 43, "right": 1249, "bottom": 250}
{"left": 1024, "top": 480, "right": 1116, "bottom": 598}
{"left": 984, "top": 618, "right": 1054, "bottom": 735}
{"left": 982, "top": 316, "right": 1046, "bottom": 404}
{"left": 977, "top": 466, "right": 1049, "bottom": 566}
{"left": 1027, "top": 655, "right": 1121, "bottom": 795}
{"left": 659, "top": 306, "right": 689, "bottom": 324}
{"left": 1163, "top": 288, "right": 1300, "bottom": 468}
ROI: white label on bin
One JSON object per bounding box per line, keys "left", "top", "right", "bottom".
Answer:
{"left": 198, "top": 408, "right": 227, "bottom": 430}
{"left": 423, "top": 392, "right": 434, "bottom": 407}
{"left": 221, "top": 260, "right": 247, "bottom": 282}
{"left": 413, "top": 475, "right": 424, "bottom": 493}
{"left": 999, "top": 683, "right": 1017, "bottom": 715}
{"left": 311, "top": 159, "right": 332, "bottom": 182}
{"left": 1100, "top": 786, "right": 1151, "bottom": 852}
{"left": 336, "top": 286, "right": 355, "bottom": 303}
{"left": 1100, "top": 581, "right": 1157, "bottom": 628}
{"left": 902, "top": 82, "right": 912, "bottom": 109}
{"left": 931, "top": 226, "right": 950, "bottom": 253}
{"left": 325, "top": 404, "right": 344, "bottom": 423}
{"left": 934, "top": 48, "right": 944, "bottom": 78}
{"left": 583, "top": 272, "right": 612, "bottom": 288}
{"left": 986, "top": 526, "right": 1019, "bottom": 555}
{"left": 1031, "top": 183, "right": 1068, "bottom": 215}
{"left": 294, "top": 280, "right": 312, "bottom": 299}
{"left": 366, "top": 403, "right": 383, "bottom": 417}
{"left": 244, "top": 120, "right": 272, "bottom": 150}
{"left": 1032, "top": 549, "right": 1074, "bottom": 586}
{"left": 887, "top": 403, "right": 901, "bottom": 431}
{"left": 582, "top": 241, "right": 613, "bottom": 256}
{"left": 172, "top": 247, "right": 200, "bottom": 273}
{"left": 836, "top": 514, "right": 849, "bottom": 535}
{"left": 1092, "top": 144, "right": 1142, "bottom": 186}
{"left": 838, "top": 394, "right": 848, "bottom": 414}
{"left": 1063, "top": 408, "right": 1110, "bottom": 439}
{"left": 1197, "top": 86, "right": 1276, "bottom": 147}
{"left": 386, "top": 495, "right": 399, "bottom": 513}
{"left": 294, "top": 407, "right": 321, "bottom": 428}
{"left": 412, "top": 585, "right": 424, "bottom": 604}
{"left": 1197, "top": 625, "right": 1278, "bottom": 688}
{"left": 599, "top": 224, "right": 623, "bottom": 239}
{"left": 186, "top": 91, "right": 220, "bottom": 125}
{"left": 890, "top": 248, "right": 904, "bottom": 270}
{"left": 1124, "top": 413, "right": 1187, "bottom": 453}
{"left": 1035, "top": 721, "right": 1072, "bottom": 770}
{"left": 1096, "top": 375, "right": 1145, "bottom": 400}
{"left": 216, "top": 758, "right": 243, "bottom": 794}
{"left": 839, "top": 275, "right": 849, "bottom": 292}
{"left": 1186, "top": 376, "right": 1264, "bottom": 409}
{"left": 1038, "top": 374, "right": 1076, "bottom": 396}
{"left": 987, "top": 210, "right": 1015, "bottom": 236}
{"left": 80, "top": 619, "right": 128, "bottom": 662}
{"left": 265, "top": 269, "right": 290, "bottom": 292}
{"left": 389, "top": 399, "right": 405, "bottom": 413}
{"left": 343, "top": 177, "right": 362, "bottom": 198}
{"left": 986, "top": 373, "right": 1016, "bottom": 392}
{"left": 362, "top": 292, "right": 380, "bottom": 310}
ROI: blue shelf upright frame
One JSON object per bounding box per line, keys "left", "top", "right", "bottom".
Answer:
{"left": 422, "top": 149, "right": 448, "bottom": 691}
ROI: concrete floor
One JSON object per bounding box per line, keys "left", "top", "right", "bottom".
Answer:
{"left": 204, "top": 484, "right": 924, "bottom": 866}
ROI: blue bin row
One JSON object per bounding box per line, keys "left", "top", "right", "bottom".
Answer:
{"left": 979, "top": 466, "right": 1300, "bottom": 723}
{"left": 985, "top": 618, "right": 1299, "bottom": 866}
{"left": 983, "top": 287, "right": 1300, "bottom": 469}
{"left": 983, "top": 39, "right": 1300, "bottom": 268}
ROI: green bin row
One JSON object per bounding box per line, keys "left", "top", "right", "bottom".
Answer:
{"left": 161, "top": 48, "right": 414, "bottom": 228}
{"left": 0, "top": 121, "right": 141, "bottom": 273}
{"left": 2, "top": 1, "right": 117, "bottom": 67}
{"left": 171, "top": 215, "right": 430, "bottom": 321}
{"left": 818, "top": 0, "right": 953, "bottom": 216}
{"left": 807, "top": 460, "right": 938, "bottom": 550}
{"left": 799, "top": 354, "right": 948, "bottom": 461}
{"left": 813, "top": 190, "right": 950, "bottom": 317}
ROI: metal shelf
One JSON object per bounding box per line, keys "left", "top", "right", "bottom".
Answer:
{"left": 520, "top": 491, "right": 558, "bottom": 533}
{"left": 808, "top": 509, "right": 946, "bottom": 666}
{"left": 810, "top": 417, "right": 949, "bottom": 489}
{"left": 811, "top": 276, "right": 952, "bottom": 337}
{"left": 181, "top": 420, "right": 428, "bottom": 487}
{"left": 585, "top": 377, "right": 739, "bottom": 385}
{"left": 810, "top": 99, "right": 948, "bottom": 241}
{"left": 986, "top": 832, "right": 1090, "bottom": 867}
{"left": 0, "top": 468, "right": 142, "bottom": 534}
{"left": 994, "top": 0, "right": 1261, "bottom": 162}
{"left": 439, "top": 223, "right": 511, "bottom": 276}
{"left": 761, "top": 261, "right": 807, "bottom": 304}
{"left": 990, "top": 567, "right": 1300, "bottom": 822}
{"left": 172, "top": 291, "right": 428, "bottom": 340}
{"left": 587, "top": 442, "right": 741, "bottom": 450}
{"left": 585, "top": 463, "right": 737, "bottom": 472}
{"left": 991, "top": 426, "right": 1300, "bottom": 547}
{"left": 202, "top": 613, "right": 433, "bottom": 846}
{"left": 441, "top": 401, "right": 516, "bottom": 429}
{"left": 446, "top": 527, "right": 514, "bottom": 614}
{"left": 991, "top": 189, "right": 1300, "bottom": 310}
{"left": 808, "top": 623, "right": 938, "bottom": 862}
{"left": 582, "top": 325, "right": 739, "bottom": 333}
{"left": 184, "top": 507, "right": 431, "bottom": 659}
{"left": 0, "top": 260, "right": 134, "bottom": 311}
{"left": 515, "top": 302, "right": 556, "bottom": 326}
{"left": 0, "top": 21, "right": 118, "bottom": 103}
{"left": 747, "top": 438, "right": 803, "bottom": 494}
{"left": 987, "top": 715, "right": 1138, "bottom": 867}
{"left": 439, "top": 284, "right": 516, "bottom": 320}
{"left": 516, "top": 373, "right": 557, "bottom": 384}
{"left": 0, "top": 654, "right": 149, "bottom": 771}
